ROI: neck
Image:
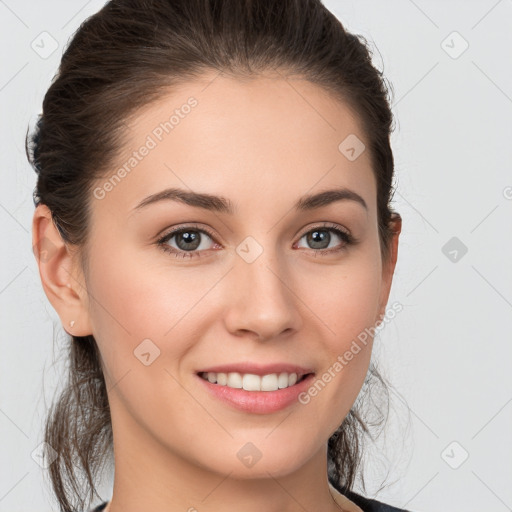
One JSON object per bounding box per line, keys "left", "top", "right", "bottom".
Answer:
{"left": 104, "top": 397, "right": 363, "bottom": 512}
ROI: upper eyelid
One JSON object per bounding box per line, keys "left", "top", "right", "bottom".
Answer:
{"left": 158, "top": 222, "right": 351, "bottom": 245}
{"left": 158, "top": 224, "right": 216, "bottom": 242}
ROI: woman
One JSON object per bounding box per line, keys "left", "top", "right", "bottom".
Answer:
{"left": 28, "top": 0, "right": 407, "bottom": 510}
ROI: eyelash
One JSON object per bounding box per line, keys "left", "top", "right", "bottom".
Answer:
{"left": 156, "top": 222, "right": 357, "bottom": 259}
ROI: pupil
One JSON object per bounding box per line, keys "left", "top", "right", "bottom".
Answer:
{"left": 177, "top": 231, "right": 200, "bottom": 251}
{"left": 308, "top": 229, "right": 330, "bottom": 249}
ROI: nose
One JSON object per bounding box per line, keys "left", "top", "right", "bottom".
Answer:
{"left": 223, "top": 246, "right": 303, "bottom": 342}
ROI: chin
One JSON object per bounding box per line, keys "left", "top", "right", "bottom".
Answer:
{"left": 215, "top": 441, "right": 313, "bottom": 480}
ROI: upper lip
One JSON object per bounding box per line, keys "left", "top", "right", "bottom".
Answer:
{"left": 197, "top": 362, "right": 315, "bottom": 378}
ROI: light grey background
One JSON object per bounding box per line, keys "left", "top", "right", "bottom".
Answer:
{"left": 1, "top": 1, "right": 511, "bottom": 511}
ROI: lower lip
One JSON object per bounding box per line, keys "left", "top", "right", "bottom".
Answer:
{"left": 196, "top": 373, "right": 315, "bottom": 414}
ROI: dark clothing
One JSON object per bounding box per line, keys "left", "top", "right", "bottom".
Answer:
{"left": 90, "top": 504, "right": 107, "bottom": 512}
{"left": 330, "top": 477, "right": 411, "bottom": 511}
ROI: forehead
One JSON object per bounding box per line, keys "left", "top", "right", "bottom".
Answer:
{"left": 92, "top": 72, "right": 376, "bottom": 218}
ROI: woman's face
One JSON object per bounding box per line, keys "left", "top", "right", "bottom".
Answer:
{"left": 72, "top": 72, "right": 399, "bottom": 478}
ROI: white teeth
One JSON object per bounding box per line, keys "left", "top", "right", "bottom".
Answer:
{"left": 227, "top": 372, "right": 242, "bottom": 388}
{"left": 278, "top": 372, "right": 289, "bottom": 389}
{"left": 201, "top": 371, "right": 302, "bottom": 391}
{"left": 261, "top": 373, "right": 278, "bottom": 391}
{"left": 243, "top": 373, "right": 261, "bottom": 391}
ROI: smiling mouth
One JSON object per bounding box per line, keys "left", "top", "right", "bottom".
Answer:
{"left": 197, "top": 371, "right": 313, "bottom": 392}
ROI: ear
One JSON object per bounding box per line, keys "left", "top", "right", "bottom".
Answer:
{"left": 32, "top": 204, "right": 92, "bottom": 337}
{"left": 376, "top": 212, "right": 402, "bottom": 323}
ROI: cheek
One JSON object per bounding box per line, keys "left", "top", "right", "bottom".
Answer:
{"left": 84, "top": 244, "right": 204, "bottom": 428}
{"left": 295, "top": 249, "right": 383, "bottom": 350}
{"left": 84, "top": 240, "right": 193, "bottom": 378}
{"left": 292, "top": 252, "right": 383, "bottom": 429}
{"left": 87, "top": 235, "right": 206, "bottom": 336}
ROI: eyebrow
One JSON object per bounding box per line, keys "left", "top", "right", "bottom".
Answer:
{"left": 131, "top": 186, "right": 368, "bottom": 214}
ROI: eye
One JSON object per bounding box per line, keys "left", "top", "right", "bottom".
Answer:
{"left": 156, "top": 224, "right": 218, "bottom": 259}
{"left": 156, "top": 222, "right": 357, "bottom": 260}
{"left": 294, "top": 223, "right": 356, "bottom": 255}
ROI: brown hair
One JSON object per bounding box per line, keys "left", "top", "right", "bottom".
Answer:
{"left": 26, "top": 0, "right": 402, "bottom": 510}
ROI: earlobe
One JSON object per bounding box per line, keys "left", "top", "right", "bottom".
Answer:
{"left": 387, "top": 212, "right": 402, "bottom": 268}
{"left": 32, "top": 204, "right": 92, "bottom": 337}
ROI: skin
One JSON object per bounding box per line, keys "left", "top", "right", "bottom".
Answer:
{"left": 33, "top": 71, "right": 401, "bottom": 512}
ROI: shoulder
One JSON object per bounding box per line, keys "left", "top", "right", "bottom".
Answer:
{"left": 330, "top": 478, "right": 413, "bottom": 512}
